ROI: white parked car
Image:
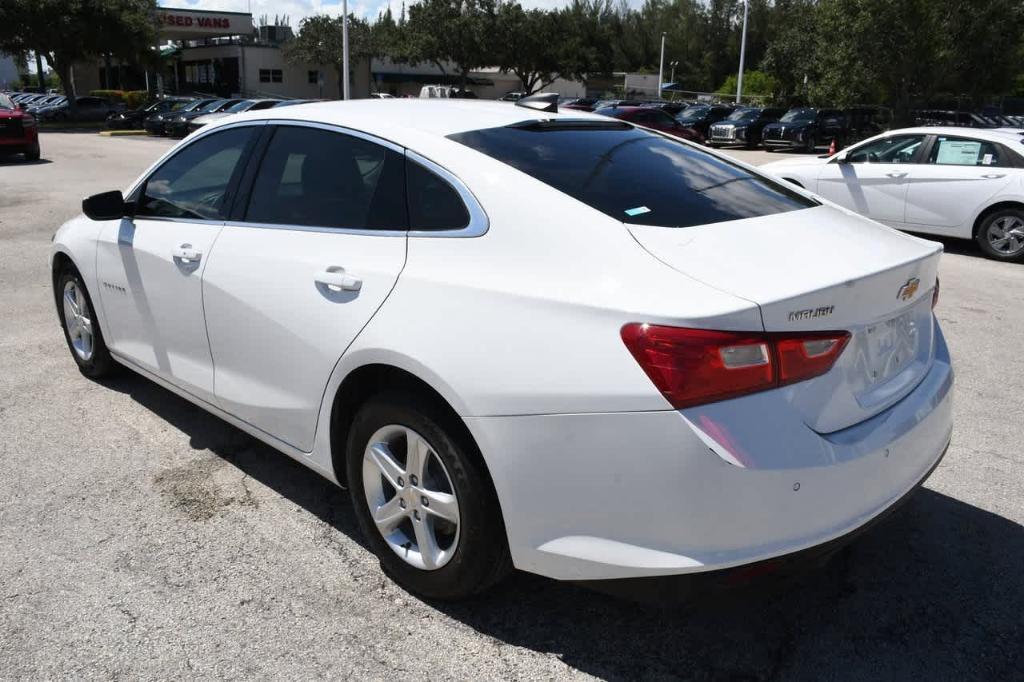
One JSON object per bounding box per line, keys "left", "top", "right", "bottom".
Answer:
{"left": 761, "top": 126, "right": 1024, "bottom": 262}
{"left": 51, "top": 100, "right": 953, "bottom": 600}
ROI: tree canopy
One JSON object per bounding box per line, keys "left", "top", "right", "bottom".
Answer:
{"left": 0, "top": 0, "right": 157, "bottom": 112}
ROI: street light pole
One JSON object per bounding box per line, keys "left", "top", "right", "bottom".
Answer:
{"left": 657, "top": 32, "right": 666, "bottom": 99}
{"left": 736, "top": 0, "right": 749, "bottom": 104}
{"left": 342, "top": 0, "right": 350, "bottom": 100}
{"left": 670, "top": 60, "right": 678, "bottom": 85}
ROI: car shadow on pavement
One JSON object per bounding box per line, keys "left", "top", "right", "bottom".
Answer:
{"left": 102, "top": 371, "right": 369, "bottom": 551}
{"left": 0, "top": 157, "right": 52, "bottom": 166}
{"left": 107, "top": 372, "right": 1022, "bottom": 681}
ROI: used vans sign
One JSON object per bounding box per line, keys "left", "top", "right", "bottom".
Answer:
{"left": 157, "top": 10, "right": 251, "bottom": 38}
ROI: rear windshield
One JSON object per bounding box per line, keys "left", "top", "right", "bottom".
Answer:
{"left": 448, "top": 123, "right": 816, "bottom": 228}
{"left": 0, "top": 94, "right": 14, "bottom": 110}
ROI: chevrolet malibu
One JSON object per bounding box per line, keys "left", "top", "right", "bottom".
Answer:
{"left": 51, "top": 99, "right": 953, "bottom": 600}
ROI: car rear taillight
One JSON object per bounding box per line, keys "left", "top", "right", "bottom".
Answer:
{"left": 621, "top": 324, "right": 850, "bottom": 409}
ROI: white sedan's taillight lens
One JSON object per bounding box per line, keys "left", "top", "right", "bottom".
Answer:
{"left": 621, "top": 324, "right": 850, "bottom": 409}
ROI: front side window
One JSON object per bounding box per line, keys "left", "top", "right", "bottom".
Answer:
{"left": 137, "top": 126, "right": 256, "bottom": 220}
{"left": 245, "top": 126, "right": 406, "bottom": 230}
{"left": 846, "top": 135, "right": 924, "bottom": 164}
{"left": 927, "top": 137, "right": 1008, "bottom": 167}
{"left": 780, "top": 109, "right": 815, "bottom": 123}
{"left": 450, "top": 123, "right": 816, "bottom": 228}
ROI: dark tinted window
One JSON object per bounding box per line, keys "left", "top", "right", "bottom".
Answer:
{"left": 137, "top": 126, "right": 256, "bottom": 220}
{"left": 407, "top": 160, "right": 469, "bottom": 230}
{"left": 245, "top": 126, "right": 406, "bottom": 230}
{"left": 450, "top": 124, "right": 816, "bottom": 228}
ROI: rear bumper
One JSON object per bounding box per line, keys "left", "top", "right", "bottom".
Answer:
{"left": 466, "top": 325, "right": 954, "bottom": 581}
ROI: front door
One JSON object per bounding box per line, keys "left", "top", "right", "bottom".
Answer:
{"left": 815, "top": 133, "right": 926, "bottom": 226}
{"left": 95, "top": 125, "right": 260, "bottom": 401}
{"left": 202, "top": 123, "right": 409, "bottom": 451}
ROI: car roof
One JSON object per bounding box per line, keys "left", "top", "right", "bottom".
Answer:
{"left": 219, "top": 99, "right": 610, "bottom": 147}
{"left": 878, "top": 126, "right": 1024, "bottom": 144}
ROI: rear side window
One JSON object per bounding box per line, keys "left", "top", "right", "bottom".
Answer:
{"left": 927, "top": 137, "right": 1010, "bottom": 167}
{"left": 245, "top": 126, "right": 406, "bottom": 230}
{"left": 449, "top": 124, "right": 816, "bottom": 228}
{"left": 407, "top": 160, "right": 469, "bottom": 230}
{"left": 137, "top": 126, "right": 256, "bottom": 220}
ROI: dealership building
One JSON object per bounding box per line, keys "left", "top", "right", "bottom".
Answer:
{"left": 75, "top": 5, "right": 584, "bottom": 101}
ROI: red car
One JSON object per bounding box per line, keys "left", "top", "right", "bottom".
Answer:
{"left": 0, "top": 93, "right": 40, "bottom": 161}
{"left": 592, "top": 105, "right": 704, "bottom": 143}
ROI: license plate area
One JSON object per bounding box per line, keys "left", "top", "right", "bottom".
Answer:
{"left": 849, "top": 298, "right": 933, "bottom": 410}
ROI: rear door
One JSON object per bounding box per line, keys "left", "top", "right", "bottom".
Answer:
{"left": 202, "top": 123, "right": 409, "bottom": 451}
{"left": 815, "top": 133, "right": 927, "bottom": 225}
{"left": 904, "top": 134, "right": 1018, "bottom": 235}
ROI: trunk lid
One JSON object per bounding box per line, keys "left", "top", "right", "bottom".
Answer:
{"left": 628, "top": 205, "right": 942, "bottom": 433}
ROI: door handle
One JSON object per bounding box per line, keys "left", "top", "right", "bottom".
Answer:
{"left": 315, "top": 267, "right": 362, "bottom": 292}
{"left": 171, "top": 243, "right": 202, "bottom": 263}
{"left": 886, "top": 171, "right": 908, "bottom": 178}
{"left": 981, "top": 173, "right": 1005, "bottom": 179}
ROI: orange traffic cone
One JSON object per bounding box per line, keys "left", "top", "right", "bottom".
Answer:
{"left": 828, "top": 138, "right": 837, "bottom": 155}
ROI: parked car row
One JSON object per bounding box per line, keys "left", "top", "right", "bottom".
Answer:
{"left": 138, "top": 96, "right": 318, "bottom": 137}
{"left": 5, "top": 91, "right": 124, "bottom": 122}
{"left": 582, "top": 100, "right": 889, "bottom": 151}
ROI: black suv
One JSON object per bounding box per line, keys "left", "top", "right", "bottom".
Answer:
{"left": 762, "top": 107, "right": 846, "bottom": 152}
{"left": 708, "top": 107, "right": 786, "bottom": 148}
{"left": 675, "top": 103, "right": 737, "bottom": 141}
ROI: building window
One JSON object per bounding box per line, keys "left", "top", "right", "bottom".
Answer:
{"left": 259, "top": 69, "right": 283, "bottom": 84}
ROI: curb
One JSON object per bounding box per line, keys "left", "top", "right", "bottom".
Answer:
{"left": 98, "top": 130, "right": 150, "bottom": 137}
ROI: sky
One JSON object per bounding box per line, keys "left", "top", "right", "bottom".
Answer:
{"left": 163, "top": 0, "right": 635, "bottom": 24}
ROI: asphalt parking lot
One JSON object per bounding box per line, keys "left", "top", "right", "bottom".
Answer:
{"left": 1, "top": 131, "right": 1021, "bottom": 680}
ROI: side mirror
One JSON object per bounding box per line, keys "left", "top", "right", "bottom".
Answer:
{"left": 835, "top": 151, "right": 851, "bottom": 164}
{"left": 82, "top": 190, "right": 133, "bottom": 221}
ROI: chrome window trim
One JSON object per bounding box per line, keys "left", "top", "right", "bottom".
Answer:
{"left": 125, "top": 120, "right": 269, "bottom": 200}
{"left": 405, "top": 149, "right": 489, "bottom": 238}
{"left": 220, "top": 220, "right": 407, "bottom": 238}
{"left": 125, "top": 117, "right": 489, "bottom": 238}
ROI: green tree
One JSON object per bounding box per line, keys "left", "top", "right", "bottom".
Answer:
{"left": 285, "top": 14, "right": 380, "bottom": 99}
{"left": 0, "top": 0, "right": 157, "bottom": 114}
{"left": 715, "top": 70, "right": 778, "bottom": 100}
{"left": 404, "top": 0, "right": 498, "bottom": 89}
{"left": 493, "top": 3, "right": 561, "bottom": 94}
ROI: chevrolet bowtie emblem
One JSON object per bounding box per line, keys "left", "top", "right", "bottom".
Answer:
{"left": 897, "top": 277, "right": 920, "bottom": 301}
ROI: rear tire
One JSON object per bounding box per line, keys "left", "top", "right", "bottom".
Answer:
{"left": 56, "top": 268, "right": 116, "bottom": 378}
{"left": 975, "top": 207, "right": 1024, "bottom": 262}
{"left": 346, "top": 392, "right": 511, "bottom": 600}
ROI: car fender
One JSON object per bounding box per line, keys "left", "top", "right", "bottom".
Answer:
{"left": 50, "top": 215, "right": 110, "bottom": 329}
{"left": 967, "top": 187, "right": 1024, "bottom": 234}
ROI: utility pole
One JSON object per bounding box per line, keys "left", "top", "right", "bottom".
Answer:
{"left": 657, "top": 32, "right": 666, "bottom": 99}
{"left": 342, "top": 0, "right": 350, "bottom": 99}
{"left": 736, "top": 0, "right": 749, "bottom": 104}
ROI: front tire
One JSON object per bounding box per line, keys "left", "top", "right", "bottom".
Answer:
{"left": 24, "top": 144, "right": 40, "bottom": 162}
{"left": 346, "top": 393, "right": 511, "bottom": 600}
{"left": 976, "top": 208, "right": 1024, "bottom": 262}
{"left": 56, "top": 268, "right": 115, "bottom": 378}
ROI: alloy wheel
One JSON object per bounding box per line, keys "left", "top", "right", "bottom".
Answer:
{"left": 362, "top": 425, "right": 461, "bottom": 570}
{"left": 986, "top": 215, "right": 1024, "bottom": 256}
{"left": 62, "top": 280, "right": 94, "bottom": 361}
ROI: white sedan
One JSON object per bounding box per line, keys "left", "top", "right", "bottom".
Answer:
{"left": 51, "top": 98, "right": 952, "bottom": 599}
{"left": 761, "top": 126, "right": 1024, "bottom": 262}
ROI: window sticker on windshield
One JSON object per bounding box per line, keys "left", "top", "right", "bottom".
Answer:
{"left": 625, "top": 206, "right": 651, "bottom": 217}
{"left": 982, "top": 153, "right": 994, "bottom": 166}
{"left": 936, "top": 139, "right": 982, "bottom": 165}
